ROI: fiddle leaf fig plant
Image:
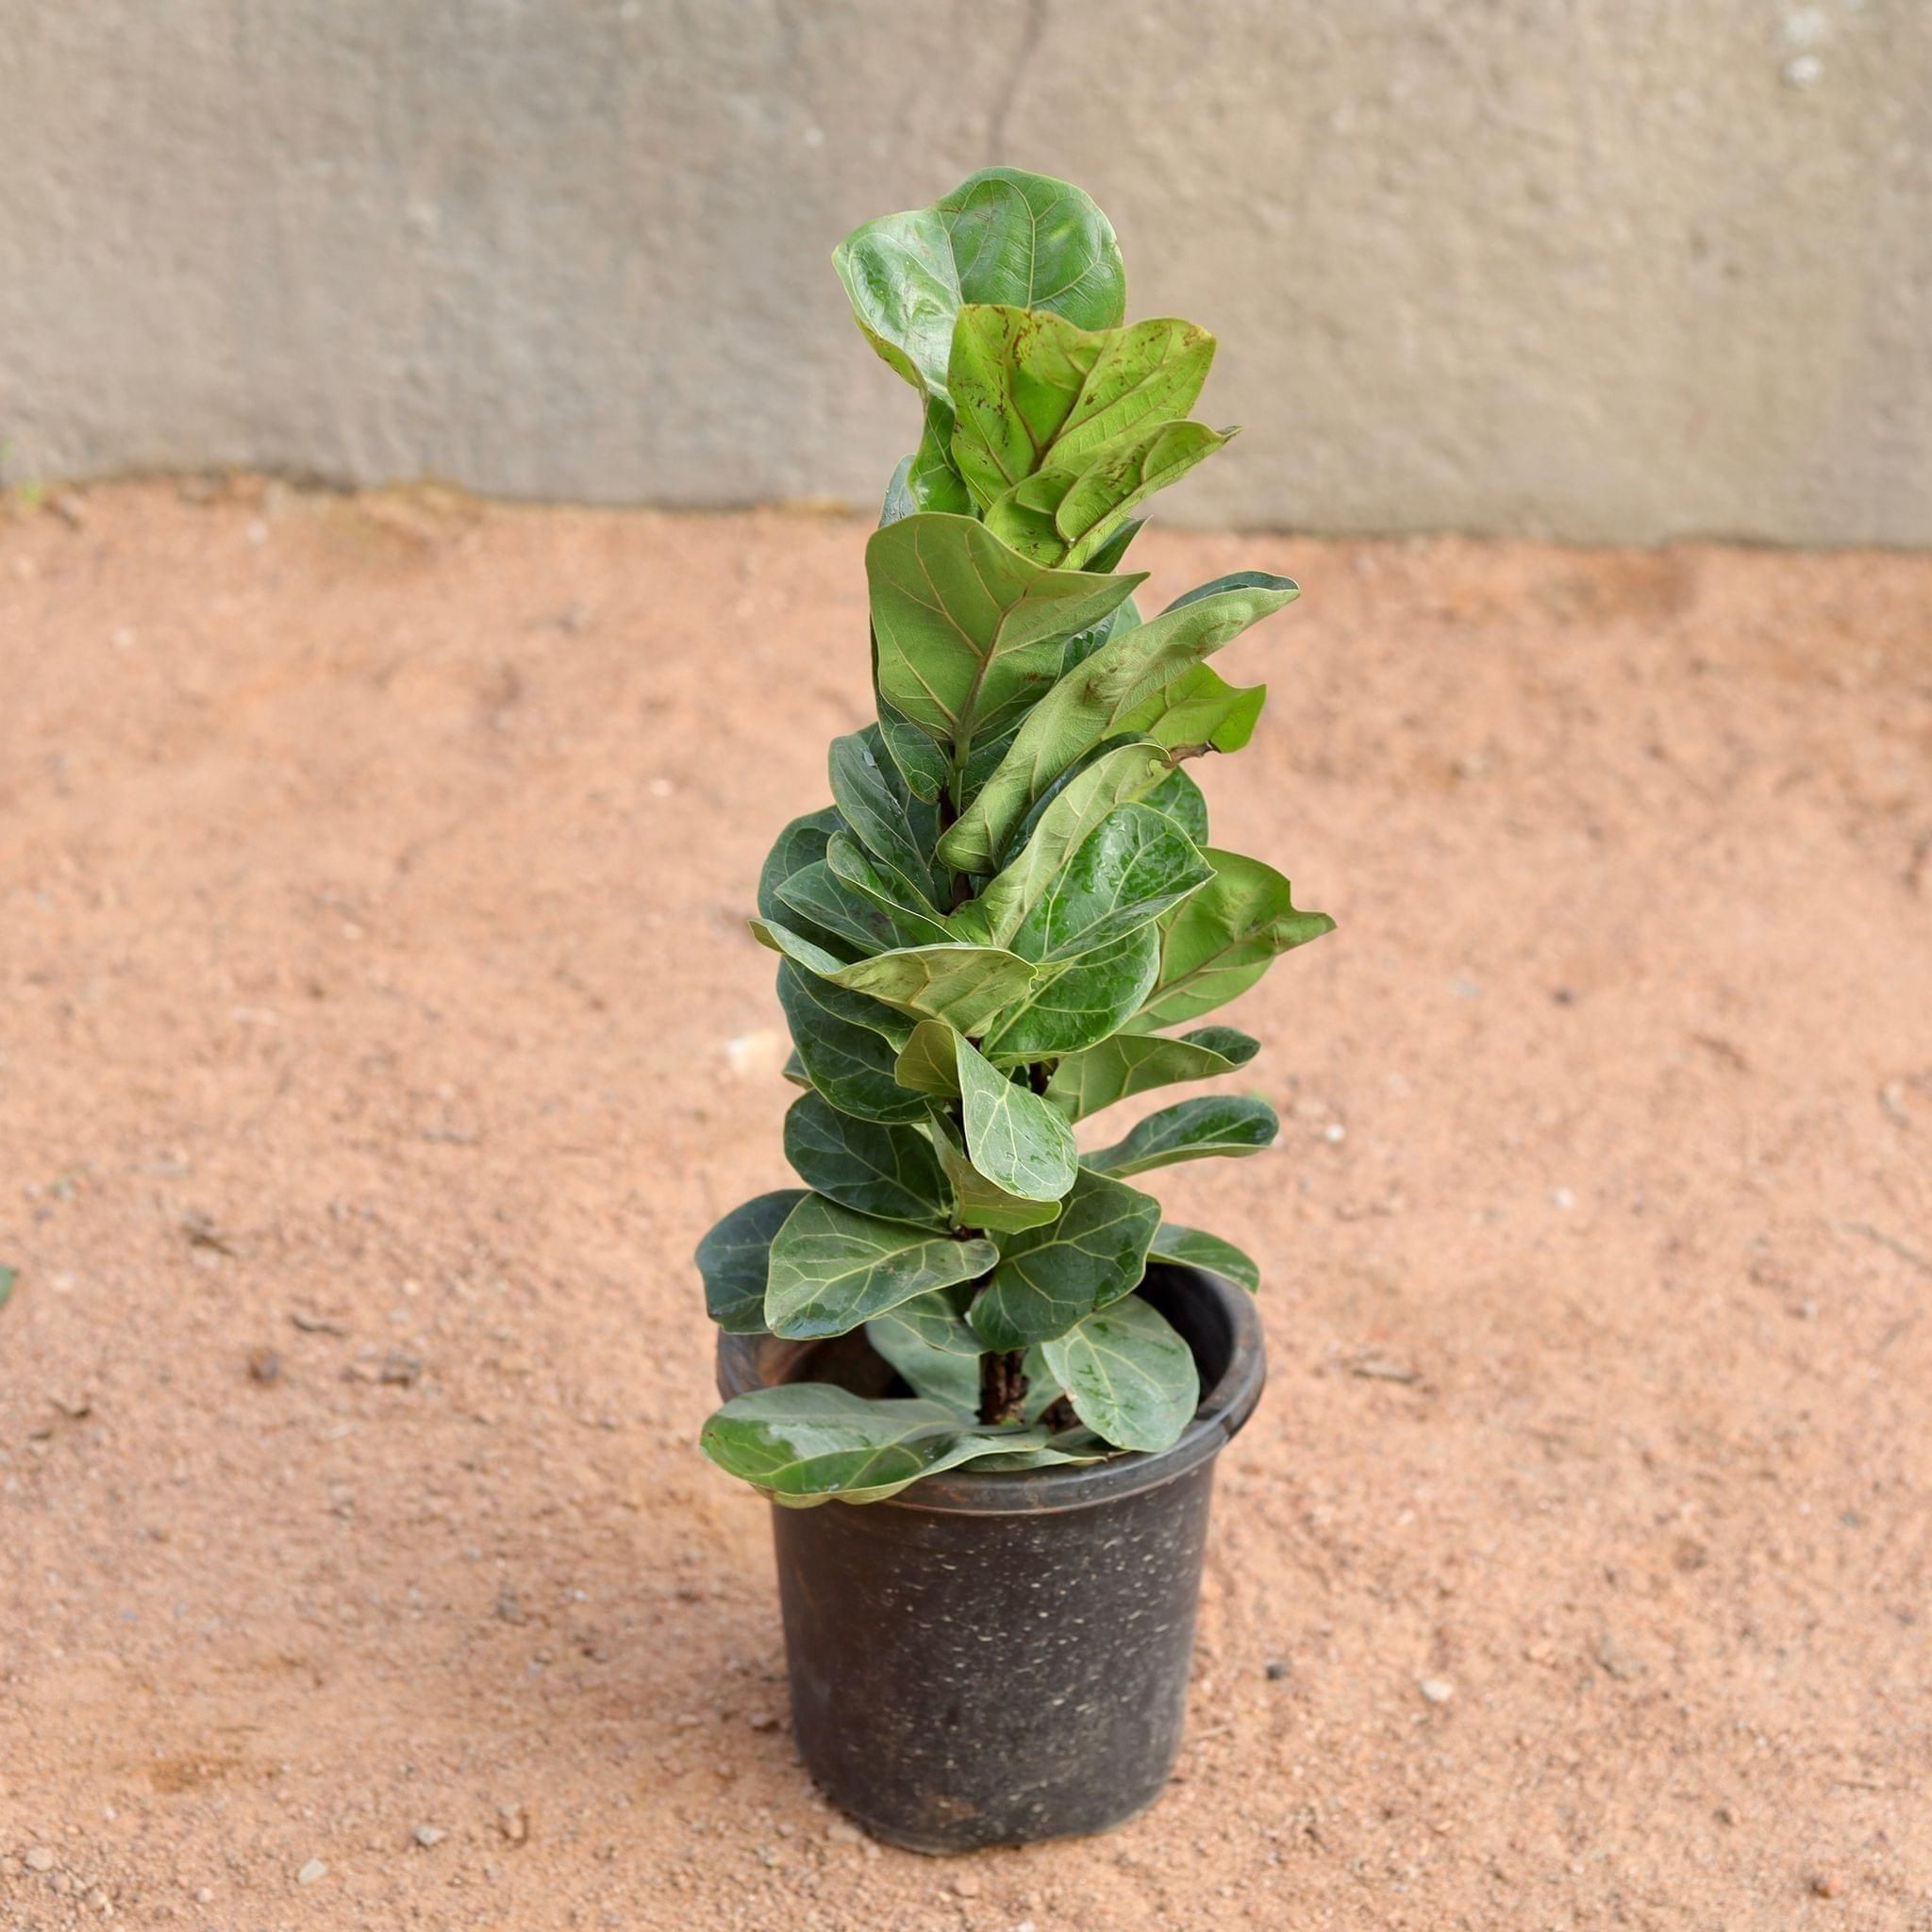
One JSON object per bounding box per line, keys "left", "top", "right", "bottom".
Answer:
{"left": 699, "top": 168, "right": 1333, "bottom": 1507}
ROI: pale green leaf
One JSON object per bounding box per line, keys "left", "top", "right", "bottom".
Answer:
{"left": 865, "top": 513, "right": 1142, "bottom": 761}
{"left": 1044, "top": 1024, "right": 1260, "bottom": 1121}
{"left": 757, "top": 919, "right": 1037, "bottom": 1036}
{"left": 930, "top": 1112, "right": 1064, "bottom": 1233}
{"left": 1130, "top": 848, "right": 1335, "bottom": 1030}
{"left": 892, "top": 1019, "right": 962, "bottom": 1097}
{"left": 955, "top": 1033, "right": 1079, "bottom": 1202}
{"left": 1041, "top": 1293, "right": 1200, "bottom": 1454}
{"left": 700, "top": 1384, "right": 1047, "bottom": 1505}
{"left": 1118, "top": 662, "right": 1266, "bottom": 753}
{"left": 833, "top": 169, "right": 1126, "bottom": 401}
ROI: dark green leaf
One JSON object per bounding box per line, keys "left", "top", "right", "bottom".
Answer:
{"left": 866, "top": 1290, "right": 981, "bottom": 1411}
{"left": 1081, "top": 517, "right": 1146, "bottom": 575}
{"left": 969, "top": 1169, "right": 1160, "bottom": 1349}
{"left": 1149, "top": 1221, "right": 1261, "bottom": 1294}
{"left": 1044, "top": 1024, "right": 1260, "bottom": 1121}
{"left": 941, "top": 575, "right": 1300, "bottom": 873}
{"left": 1008, "top": 802, "right": 1212, "bottom": 964}
{"left": 828, "top": 725, "right": 942, "bottom": 908}
{"left": 758, "top": 807, "right": 851, "bottom": 956}
{"left": 764, "top": 1194, "right": 996, "bottom": 1339}
{"left": 775, "top": 962, "right": 926, "bottom": 1123}
{"left": 700, "top": 1384, "right": 1047, "bottom": 1505}
{"left": 866, "top": 513, "right": 1142, "bottom": 764}
{"left": 783, "top": 1091, "right": 952, "bottom": 1227}
{"left": 874, "top": 695, "right": 950, "bottom": 803}
{"left": 695, "top": 1190, "right": 808, "bottom": 1334}
{"left": 776, "top": 859, "right": 931, "bottom": 956}
{"left": 1041, "top": 1293, "right": 1200, "bottom": 1453}
{"left": 832, "top": 168, "right": 1125, "bottom": 401}
{"left": 1084, "top": 1095, "right": 1279, "bottom": 1177}
{"left": 930, "top": 1113, "right": 1064, "bottom": 1233}
{"left": 825, "top": 834, "right": 956, "bottom": 944}
{"left": 979, "top": 924, "right": 1161, "bottom": 1060}
{"left": 956, "top": 1034, "right": 1079, "bottom": 1202}
{"left": 1130, "top": 848, "right": 1335, "bottom": 1029}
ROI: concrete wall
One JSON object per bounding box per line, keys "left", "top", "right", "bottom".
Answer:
{"left": 2, "top": 0, "right": 1928, "bottom": 544}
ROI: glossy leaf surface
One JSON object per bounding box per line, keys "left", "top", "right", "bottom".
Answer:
{"left": 1083, "top": 1095, "right": 1279, "bottom": 1177}
{"left": 764, "top": 1193, "right": 996, "bottom": 1339}
{"left": 1041, "top": 1293, "right": 1200, "bottom": 1454}
{"left": 696, "top": 1189, "right": 808, "bottom": 1333}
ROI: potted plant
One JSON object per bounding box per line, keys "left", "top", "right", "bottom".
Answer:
{"left": 697, "top": 166, "right": 1334, "bottom": 1854}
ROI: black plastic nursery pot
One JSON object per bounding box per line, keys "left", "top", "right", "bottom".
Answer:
{"left": 713, "top": 1262, "right": 1265, "bottom": 1854}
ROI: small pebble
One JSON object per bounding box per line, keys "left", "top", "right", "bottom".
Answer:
{"left": 1419, "top": 1676, "right": 1456, "bottom": 1705}
{"left": 25, "top": 1847, "right": 56, "bottom": 1873}
{"left": 248, "top": 1347, "right": 282, "bottom": 1384}
{"left": 1809, "top": 1872, "right": 1843, "bottom": 1899}
{"left": 747, "top": 1710, "right": 780, "bottom": 1732}
{"left": 826, "top": 1821, "right": 863, "bottom": 1846}
{"left": 950, "top": 1873, "right": 981, "bottom": 1898}
{"left": 413, "top": 1825, "right": 445, "bottom": 1849}
{"left": 296, "top": 1858, "right": 327, "bottom": 1885}
{"left": 1264, "top": 1659, "right": 1291, "bottom": 1681}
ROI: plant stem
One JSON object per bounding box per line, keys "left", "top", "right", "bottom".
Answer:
{"left": 977, "top": 1348, "right": 1026, "bottom": 1426}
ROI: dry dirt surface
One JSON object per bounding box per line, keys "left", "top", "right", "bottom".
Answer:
{"left": 2, "top": 480, "right": 1929, "bottom": 1932}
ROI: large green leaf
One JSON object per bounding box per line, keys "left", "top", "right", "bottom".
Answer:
{"left": 1118, "top": 661, "right": 1266, "bottom": 754}
{"left": 1041, "top": 1293, "right": 1200, "bottom": 1454}
{"left": 764, "top": 1194, "right": 995, "bottom": 1340}
{"left": 832, "top": 168, "right": 1125, "bottom": 401}
{"left": 955, "top": 1034, "right": 1079, "bottom": 1202}
{"left": 972, "top": 741, "right": 1172, "bottom": 947}
{"left": 776, "top": 858, "right": 932, "bottom": 956}
{"left": 865, "top": 514, "right": 1142, "bottom": 763}
{"left": 930, "top": 1112, "right": 1063, "bottom": 1233}
{"left": 947, "top": 305, "right": 1215, "bottom": 509}
{"left": 775, "top": 962, "right": 925, "bottom": 1123}
{"left": 1130, "top": 848, "right": 1335, "bottom": 1029}
{"left": 696, "top": 1190, "right": 808, "bottom": 1333}
{"left": 1149, "top": 1221, "right": 1261, "bottom": 1294}
{"left": 758, "top": 807, "right": 853, "bottom": 958}
{"left": 941, "top": 575, "right": 1300, "bottom": 873}
{"left": 1083, "top": 1095, "right": 1279, "bottom": 1176}
{"left": 979, "top": 924, "right": 1161, "bottom": 1061}
{"left": 866, "top": 1289, "right": 983, "bottom": 1411}
{"left": 783, "top": 1091, "right": 953, "bottom": 1227}
{"left": 824, "top": 834, "right": 956, "bottom": 945}
{"left": 1044, "top": 1024, "right": 1260, "bottom": 1121}
{"left": 757, "top": 919, "right": 1039, "bottom": 1036}
{"left": 828, "top": 725, "right": 943, "bottom": 908}
{"left": 1008, "top": 802, "right": 1212, "bottom": 964}
{"left": 969, "top": 1169, "right": 1160, "bottom": 1349}
{"left": 700, "top": 1385, "right": 1047, "bottom": 1506}
{"left": 989, "top": 419, "right": 1234, "bottom": 570}
{"left": 875, "top": 694, "right": 952, "bottom": 804}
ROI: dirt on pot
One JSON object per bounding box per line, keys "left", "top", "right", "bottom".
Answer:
{"left": 0, "top": 478, "right": 1928, "bottom": 1928}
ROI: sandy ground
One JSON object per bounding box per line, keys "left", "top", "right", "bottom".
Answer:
{"left": 0, "top": 480, "right": 1928, "bottom": 1932}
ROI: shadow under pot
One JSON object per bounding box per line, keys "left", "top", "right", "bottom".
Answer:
{"left": 713, "top": 1261, "right": 1266, "bottom": 1855}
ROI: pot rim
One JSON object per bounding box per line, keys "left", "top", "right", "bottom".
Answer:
{"left": 712, "top": 1262, "right": 1266, "bottom": 1517}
